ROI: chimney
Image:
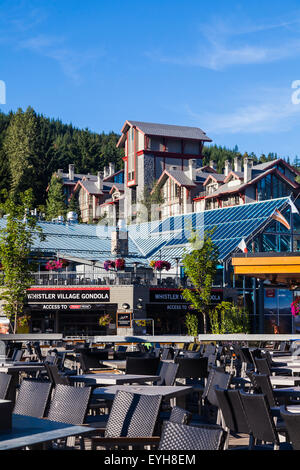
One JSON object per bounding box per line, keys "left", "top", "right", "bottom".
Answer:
{"left": 234, "top": 156, "right": 242, "bottom": 173}
{"left": 244, "top": 158, "right": 253, "bottom": 183}
{"left": 57, "top": 169, "right": 63, "bottom": 178}
{"left": 224, "top": 160, "right": 232, "bottom": 177}
{"left": 103, "top": 166, "right": 109, "bottom": 178}
{"left": 97, "top": 171, "right": 103, "bottom": 190}
{"left": 209, "top": 160, "right": 216, "bottom": 171}
{"left": 68, "top": 164, "right": 75, "bottom": 181}
{"left": 109, "top": 162, "right": 115, "bottom": 176}
{"left": 188, "top": 159, "right": 197, "bottom": 181}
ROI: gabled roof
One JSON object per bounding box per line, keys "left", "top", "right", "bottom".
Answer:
{"left": 224, "top": 170, "right": 244, "bottom": 184}
{"left": 203, "top": 173, "right": 226, "bottom": 186}
{"left": 117, "top": 120, "right": 212, "bottom": 147}
{"left": 154, "top": 169, "right": 197, "bottom": 192}
{"left": 205, "top": 167, "right": 299, "bottom": 200}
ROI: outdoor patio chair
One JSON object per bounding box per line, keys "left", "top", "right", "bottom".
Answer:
{"left": 239, "top": 390, "right": 291, "bottom": 450}
{"left": 158, "top": 421, "right": 226, "bottom": 451}
{"left": 90, "top": 390, "right": 163, "bottom": 450}
{"left": 13, "top": 379, "right": 52, "bottom": 418}
{"left": 280, "top": 405, "right": 300, "bottom": 450}
{"left": 0, "top": 372, "right": 13, "bottom": 400}
{"left": 214, "top": 385, "right": 252, "bottom": 449}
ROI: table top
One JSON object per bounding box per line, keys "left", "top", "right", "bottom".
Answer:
{"left": 70, "top": 373, "right": 160, "bottom": 385}
{"left": 270, "top": 376, "right": 300, "bottom": 386}
{"left": 0, "top": 362, "right": 45, "bottom": 373}
{"left": 0, "top": 414, "right": 95, "bottom": 450}
{"left": 100, "top": 360, "right": 126, "bottom": 370}
{"left": 92, "top": 385, "right": 193, "bottom": 400}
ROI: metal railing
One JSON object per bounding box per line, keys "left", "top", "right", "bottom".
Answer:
{"left": 29, "top": 271, "right": 193, "bottom": 288}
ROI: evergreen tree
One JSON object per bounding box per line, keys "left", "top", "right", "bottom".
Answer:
{"left": 0, "top": 189, "right": 44, "bottom": 333}
{"left": 45, "top": 174, "right": 67, "bottom": 221}
{"left": 3, "top": 107, "right": 44, "bottom": 203}
{"left": 68, "top": 193, "right": 81, "bottom": 222}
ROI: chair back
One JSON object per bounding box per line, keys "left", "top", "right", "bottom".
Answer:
{"left": 158, "top": 422, "right": 225, "bottom": 450}
{"left": 254, "top": 358, "right": 271, "bottom": 375}
{"left": 13, "top": 379, "right": 52, "bottom": 418}
{"left": 175, "top": 357, "right": 208, "bottom": 379}
{"left": 239, "top": 390, "right": 279, "bottom": 445}
{"left": 169, "top": 406, "right": 192, "bottom": 425}
{"left": 214, "top": 385, "right": 236, "bottom": 431}
{"left": 45, "top": 363, "right": 70, "bottom": 385}
{"left": 105, "top": 390, "right": 162, "bottom": 438}
{"left": 252, "top": 373, "right": 276, "bottom": 407}
{"left": 47, "top": 384, "right": 91, "bottom": 425}
{"left": 206, "top": 370, "right": 232, "bottom": 407}
{"left": 0, "top": 372, "right": 13, "bottom": 400}
{"left": 156, "top": 361, "right": 179, "bottom": 386}
{"left": 280, "top": 406, "right": 300, "bottom": 450}
{"left": 125, "top": 357, "right": 160, "bottom": 375}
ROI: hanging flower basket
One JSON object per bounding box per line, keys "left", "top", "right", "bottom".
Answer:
{"left": 291, "top": 297, "right": 300, "bottom": 316}
{"left": 45, "top": 260, "right": 64, "bottom": 271}
{"left": 153, "top": 260, "right": 171, "bottom": 271}
{"left": 103, "top": 260, "right": 115, "bottom": 271}
{"left": 115, "top": 258, "right": 125, "bottom": 270}
{"left": 149, "top": 260, "right": 156, "bottom": 268}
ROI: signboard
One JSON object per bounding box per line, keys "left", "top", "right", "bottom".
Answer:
{"left": 26, "top": 288, "right": 110, "bottom": 304}
{"left": 28, "top": 303, "right": 106, "bottom": 311}
{"left": 117, "top": 312, "right": 132, "bottom": 328}
{"left": 149, "top": 288, "right": 223, "bottom": 305}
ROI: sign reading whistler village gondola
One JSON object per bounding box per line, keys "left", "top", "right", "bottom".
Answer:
{"left": 26, "top": 287, "right": 110, "bottom": 305}
{"left": 149, "top": 288, "right": 223, "bottom": 304}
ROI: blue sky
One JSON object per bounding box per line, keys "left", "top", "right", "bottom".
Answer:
{"left": 1, "top": 0, "right": 300, "bottom": 160}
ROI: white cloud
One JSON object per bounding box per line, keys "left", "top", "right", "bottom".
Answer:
{"left": 147, "top": 14, "right": 300, "bottom": 70}
{"left": 186, "top": 87, "right": 300, "bottom": 134}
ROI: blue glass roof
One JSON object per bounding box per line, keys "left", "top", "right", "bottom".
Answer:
{"left": 128, "top": 197, "right": 291, "bottom": 262}
{"left": 0, "top": 197, "right": 291, "bottom": 266}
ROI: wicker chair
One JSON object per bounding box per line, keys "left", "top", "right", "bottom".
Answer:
{"left": 90, "top": 390, "right": 162, "bottom": 450}
{"left": 158, "top": 421, "right": 226, "bottom": 450}
{"left": 47, "top": 384, "right": 92, "bottom": 424}
{"left": 239, "top": 391, "right": 291, "bottom": 450}
{"left": 13, "top": 379, "right": 52, "bottom": 418}
{"left": 280, "top": 405, "right": 300, "bottom": 450}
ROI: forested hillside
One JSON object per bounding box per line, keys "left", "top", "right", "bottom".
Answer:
{"left": 0, "top": 107, "right": 124, "bottom": 206}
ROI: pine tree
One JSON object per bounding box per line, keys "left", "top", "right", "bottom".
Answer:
{"left": 3, "top": 107, "right": 44, "bottom": 203}
{"left": 45, "top": 174, "right": 67, "bottom": 221}
{"left": 68, "top": 193, "right": 81, "bottom": 222}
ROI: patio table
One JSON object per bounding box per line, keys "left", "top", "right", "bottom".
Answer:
{"left": 69, "top": 373, "right": 160, "bottom": 385}
{"left": 0, "top": 414, "right": 95, "bottom": 450}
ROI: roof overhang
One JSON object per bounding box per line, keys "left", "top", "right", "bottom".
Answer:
{"left": 232, "top": 252, "right": 300, "bottom": 289}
